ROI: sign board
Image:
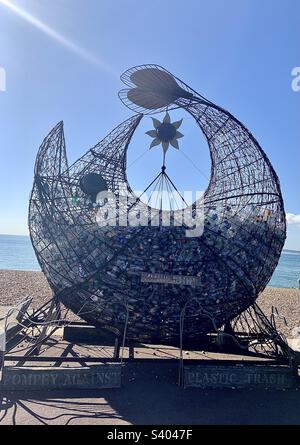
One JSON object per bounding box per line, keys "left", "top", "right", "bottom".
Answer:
{"left": 184, "top": 365, "right": 295, "bottom": 389}
{"left": 141, "top": 272, "right": 200, "bottom": 287}
{"left": 0, "top": 364, "right": 121, "bottom": 391}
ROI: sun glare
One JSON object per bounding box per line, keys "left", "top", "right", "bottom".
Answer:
{"left": 0, "top": 0, "right": 114, "bottom": 73}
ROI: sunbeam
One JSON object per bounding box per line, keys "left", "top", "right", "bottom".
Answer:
{"left": 0, "top": 0, "right": 114, "bottom": 74}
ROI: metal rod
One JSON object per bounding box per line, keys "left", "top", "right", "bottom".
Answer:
{"left": 4, "top": 356, "right": 287, "bottom": 365}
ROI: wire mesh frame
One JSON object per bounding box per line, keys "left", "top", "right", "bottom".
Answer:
{"left": 2, "top": 293, "right": 293, "bottom": 364}
{"left": 2, "top": 298, "right": 62, "bottom": 356}
{"left": 231, "top": 304, "right": 293, "bottom": 360}
{"left": 178, "top": 298, "right": 294, "bottom": 387}
{"left": 28, "top": 65, "right": 286, "bottom": 344}
{"left": 3, "top": 296, "right": 131, "bottom": 366}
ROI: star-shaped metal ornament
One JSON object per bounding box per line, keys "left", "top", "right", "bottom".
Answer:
{"left": 145, "top": 112, "right": 184, "bottom": 153}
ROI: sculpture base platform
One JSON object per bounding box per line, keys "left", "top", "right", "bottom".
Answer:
{"left": 0, "top": 299, "right": 299, "bottom": 391}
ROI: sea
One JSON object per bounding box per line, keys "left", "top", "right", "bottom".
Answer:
{"left": 0, "top": 234, "right": 299, "bottom": 289}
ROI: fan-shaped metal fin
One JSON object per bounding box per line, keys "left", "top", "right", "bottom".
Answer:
{"left": 119, "top": 64, "right": 194, "bottom": 114}
{"left": 29, "top": 121, "right": 73, "bottom": 290}
{"left": 34, "top": 121, "right": 68, "bottom": 179}
{"left": 127, "top": 88, "right": 174, "bottom": 110}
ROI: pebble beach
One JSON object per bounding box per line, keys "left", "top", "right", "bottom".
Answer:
{"left": 0, "top": 269, "right": 299, "bottom": 338}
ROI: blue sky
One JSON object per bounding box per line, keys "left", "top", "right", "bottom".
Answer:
{"left": 0, "top": 0, "right": 299, "bottom": 249}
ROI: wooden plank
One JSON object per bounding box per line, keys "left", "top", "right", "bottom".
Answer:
{"left": 0, "top": 364, "right": 122, "bottom": 390}
{"left": 184, "top": 364, "right": 296, "bottom": 389}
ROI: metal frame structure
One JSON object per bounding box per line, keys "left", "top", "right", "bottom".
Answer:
{"left": 2, "top": 298, "right": 298, "bottom": 390}
{"left": 28, "top": 64, "right": 286, "bottom": 345}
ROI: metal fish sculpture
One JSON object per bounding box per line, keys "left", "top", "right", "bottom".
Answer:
{"left": 29, "top": 65, "right": 286, "bottom": 343}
